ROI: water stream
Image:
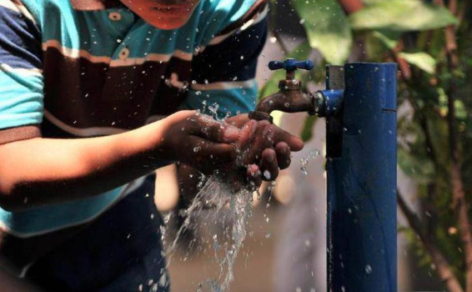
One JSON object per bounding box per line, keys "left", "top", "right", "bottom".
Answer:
{"left": 163, "top": 105, "right": 321, "bottom": 291}
{"left": 165, "top": 176, "right": 254, "bottom": 292}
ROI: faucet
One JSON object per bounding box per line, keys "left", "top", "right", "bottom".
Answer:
{"left": 249, "top": 59, "right": 344, "bottom": 121}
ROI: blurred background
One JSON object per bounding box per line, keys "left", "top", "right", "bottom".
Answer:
{"left": 156, "top": 1, "right": 472, "bottom": 291}
{"left": 0, "top": 0, "right": 469, "bottom": 291}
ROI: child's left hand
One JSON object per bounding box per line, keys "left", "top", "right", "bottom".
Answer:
{"left": 225, "top": 115, "right": 304, "bottom": 188}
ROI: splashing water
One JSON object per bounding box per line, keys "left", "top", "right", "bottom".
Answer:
{"left": 165, "top": 175, "right": 254, "bottom": 292}
{"left": 299, "top": 150, "right": 321, "bottom": 175}
{"left": 165, "top": 103, "right": 273, "bottom": 291}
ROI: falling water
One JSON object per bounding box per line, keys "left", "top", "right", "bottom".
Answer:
{"left": 165, "top": 174, "right": 254, "bottom": 292}
{"left": 163, "top": 102, "right": 321, "bottom": 290}
{"left": 299, "top": 149, "right": 321, "bottom": 175}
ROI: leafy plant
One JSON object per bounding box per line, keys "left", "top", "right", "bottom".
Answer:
{"left": 261, "top": 0, "right": 472, "bottom": 291}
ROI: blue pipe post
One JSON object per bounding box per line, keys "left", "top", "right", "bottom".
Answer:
{"left": 326, "top": 63, "right": 398, "bottom": 291}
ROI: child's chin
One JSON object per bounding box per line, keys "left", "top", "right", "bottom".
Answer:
{"left": 149, "top": 18, "right": 188, "bottom": 30}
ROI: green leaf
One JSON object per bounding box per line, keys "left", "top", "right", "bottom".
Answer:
{"left": 258, "top": 42, "right": 312, "bottom": 101}
{"left": 399, "top": 52, "right": 437, "bottom": 74}
{"left": 349, "top": 0, "right": 458, "bottom": 31}
{"left": 300, "top": 115, "right": 317, "bottom": 142}
{"left": 362, "top": 0, "right": 387, "bottom": 4}
{"left": 293, "top": 0, "right": 352, "bottom": 65}
{"left": 372, "top": 30, "right": 401, "bottom": 49}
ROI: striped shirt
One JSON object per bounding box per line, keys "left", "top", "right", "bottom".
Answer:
{"left": 0, "top": 0, "right": 268, "bottom": 275}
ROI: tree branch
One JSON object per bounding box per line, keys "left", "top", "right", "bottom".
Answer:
{"left": 439, "top": 1, "right": 472, "bottom": 290}
{"left": 391, "top": 40, "right": 412, "bottom": 81}
{"left": 337, "top": 0, "right": 363, "bottom": 14}
{"left": 397, "top": 189, "right": 464, "bottom": 292}
{"left": 336, "top": 0, "right": 469, "bottom": 289}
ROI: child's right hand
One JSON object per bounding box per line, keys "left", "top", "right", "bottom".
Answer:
{"left": 160, "top": 110, "right": 241, "bottom": 174}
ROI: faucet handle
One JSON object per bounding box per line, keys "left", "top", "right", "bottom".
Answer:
{"left": 268, "top": 58, "right": 314, "bottom": 72}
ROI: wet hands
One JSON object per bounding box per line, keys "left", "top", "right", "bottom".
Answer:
{"left": 162, "top": 111, "right": 304, "bottom": 190}
{"left": 231, "top": 118, "right": 304, "bottom": 189}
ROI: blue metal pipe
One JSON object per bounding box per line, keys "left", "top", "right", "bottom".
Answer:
{"left": 316, "top": 89, "right": 344, "bottom": 117}
{"left": 326, "top": 63, "right": 398, "bottom": 291}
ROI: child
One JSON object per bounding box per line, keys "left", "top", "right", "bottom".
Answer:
{"left": 0, "top": 0, "right": 303, "bottom": 290}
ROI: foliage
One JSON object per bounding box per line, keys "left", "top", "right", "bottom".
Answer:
{"left": 349, "top": 0, "right": 458, "bottom": 31}
{"left": 261, "top": 0, "right": 472, "bottom": 289}
{"left": 293, "top": 0, "right": 352, "bottom": 65}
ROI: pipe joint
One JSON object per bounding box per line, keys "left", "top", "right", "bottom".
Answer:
{"left": 314, "top": 89, "right": 344, "bottom": 117}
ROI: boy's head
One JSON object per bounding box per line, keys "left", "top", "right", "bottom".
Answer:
{"left": 120, "top": 0, "right": 201, "bottom": 30}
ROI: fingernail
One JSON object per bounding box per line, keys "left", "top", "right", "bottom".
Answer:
{"left": 223, "top": 127, "right": 240, "bottom": 142}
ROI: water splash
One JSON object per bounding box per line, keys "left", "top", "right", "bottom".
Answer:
{"left": 165, "top": 176, "right": 254, "bottom": 292}
{"left": 299, "top": 150, "right": 321, "bottom": 175}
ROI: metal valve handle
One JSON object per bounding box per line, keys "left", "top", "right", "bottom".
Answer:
{"left": 268, "top": 58, "right": 314, "bottom": 71}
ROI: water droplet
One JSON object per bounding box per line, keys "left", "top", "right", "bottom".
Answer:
{"left": 301, "top": 167, "right": 308, "bottom": 175}
{"left": 159, "top": 274, "right": 167, "bottom": 287}
{"left": 365, "top": 264, "right": 372, "bottom": 274}
{"left": 263, "top": 170, "right": 271, "bottom": 180}
{"left": 193, "top": 146, "right": 201, "bottom": 152}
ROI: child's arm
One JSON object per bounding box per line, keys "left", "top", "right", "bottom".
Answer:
{"left": 0, "top": 111, "right": 240, "bottom": 211}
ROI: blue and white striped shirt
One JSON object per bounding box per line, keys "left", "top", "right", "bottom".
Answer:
{"left": 0, "top": 0, "right": 267, "bottom": 272}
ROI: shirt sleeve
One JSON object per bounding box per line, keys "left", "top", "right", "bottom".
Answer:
{"left": 0, "top": 0, "right": 43, "bottom": 145}
{"left": 183, "top": 0, "right": 268, "bottom": 118}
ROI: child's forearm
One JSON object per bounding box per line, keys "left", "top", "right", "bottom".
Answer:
{"left": 0, "top": 120, "right": 168, "bottom": 211}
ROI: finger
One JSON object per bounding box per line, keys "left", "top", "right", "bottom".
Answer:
{"left": 274, "top": 128, "right": 304, "bottom": 152}
{"left": 192, "top": 114, "right": 241, "bottom": 143}
{"left": 224, "top": 113, "right": 250, "bottom": 128}
{"left": 187, "top": 136, "right": 237, "bottom": 167}
{"left": 241, "top": 121, "right": 274, "bottom": 165}
{"left": 275, "top": 142, "right": 291, "bottom": 169}
{"left": 245, "top": 164, "right": 262, "bottom": 191}
{"left": 235, "top": 119, "right": 257, "bottom": 151}
{"left": 259, "top": 148, "right": 279, "bottom": 181}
